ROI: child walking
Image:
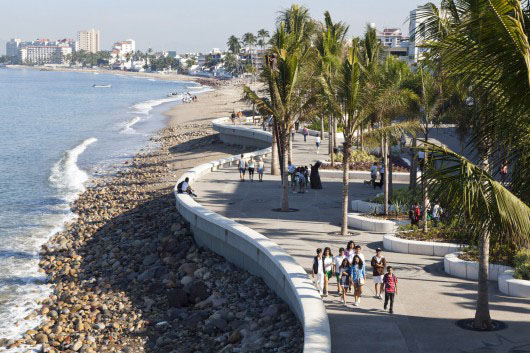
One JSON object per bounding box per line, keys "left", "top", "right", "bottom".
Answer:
{"left": 383, "top": 266, "right": 398, "bottom": 314}
{"left": 338, "top": 258, "right": 351, "bottom": 305}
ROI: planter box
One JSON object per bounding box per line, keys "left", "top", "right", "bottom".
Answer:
{"left": 498, "top": 270, "right": 530, "bottom": 298}
{"left": 347, "top": 213, "right": 403, "bottom": 233}
{"left": 444, "top": 252, "right": 514, "bottom": 282}
{"left": 351, "top": 200, "right": 396, "bottom": 214}
{"left": 383, "top": 235, "right": 462, "bottom": 256}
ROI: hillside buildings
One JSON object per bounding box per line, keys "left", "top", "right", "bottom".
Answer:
{"left": 77, "top": 29, "right": 100, "bottom": 53}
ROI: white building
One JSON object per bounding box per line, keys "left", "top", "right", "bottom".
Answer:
{"left": 113, "top": 39, "right": 135, "bottom": 55}
{"left": 376, "top": 28, "right": 408, "bottom": 48}
{"left": 19, "top": 46, "right": 72, "bottom": 64}
{"left": 77, "top": 29, "right": 100, "bottom": 53}
{"left": 6, "top": 38, "right": 21, "bottom": 57}
{"left": 408, "top": 7, "right": 429, "bottom": 65}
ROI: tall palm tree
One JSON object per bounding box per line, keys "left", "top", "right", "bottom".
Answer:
{"left": 227, "top": 35, "right": 241, "bottom": 54}
{"left": 315, "top": 11, "right": 349, "bottom": 167}
{"left": 244, "top": 21, "right": 317, "bottom": 211}
{"left": 257, "top": 29, "right": 270, "bottom": 48}
{"left": 417, "top": 0, "right": 530, "bottom": 329}
{"left": 321, "top": 39, "right": 366, "bottom": 235}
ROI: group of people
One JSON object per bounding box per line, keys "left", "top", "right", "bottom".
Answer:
{"left": 230, "top": 111, "right": 245, "bottom": 125}
{"left": 369, "top": 162, "right": 385, "bottom": 189}
{"left": 409, "top": 200, "right": 444, "bottom": 227}
{"left": 287, "top": 162, "right": 310, "bottom": 193}
{"left": 238, "top": 155, "right": 265, "bottom": 182}
{"left": 312, "top": 242, "right": 398, "bottom": 313}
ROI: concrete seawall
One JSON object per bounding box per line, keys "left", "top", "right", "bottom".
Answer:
{"left": 174, "top": 117, "right": 331, "bottom": 352}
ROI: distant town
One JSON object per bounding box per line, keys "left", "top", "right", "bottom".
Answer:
{"left": 1, "top": 8, "right": 426, "bottom": 78}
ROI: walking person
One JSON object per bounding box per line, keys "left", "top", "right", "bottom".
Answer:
{"left": 500, "top": 159, "right": 508, "bottom": 184}
{"left": 410, "top": 201, "right": 421, "bottom": 225}
{"left": 432, "top": 200, "right": 442, "bottom": 227}
{"left": 323, "top": 247, "right": 333, "bottom": 297}
{"left": 248, "top": 158, "right": 255, "bottom": 182}
{"left": 257, "top": 158, "right": 265, "bottom": 182}
{"left": 333, "top": 248, "right": 346, "bottom": 293}
{"left": 338, "top": 258, "right": 351, "bottom": 305}
{"left": 400, "top": 135, "right": 406, "bottom": 150}
{"left": 238, "top": 155, "right": 246, "bottom": 182}
{"left": 344, "top": 241, "right": 355, "bottom": 264}
{"left": 303, "top": 127, "right": 308, "bottom": 142}
{"left": 291, "top": 127, "right": 295, "bottom": 141}
{"left": 288, "top": 162, "right": 296, "bottom": 187}
{"left": 370, "top": 162, "right": 378, "bottom": 189}
{"left": 383, "top": 266, "right": 398, "bottom": 314}
{"left": 350, "top": 255, "right": 366, "bottom": 306}
{"left": 312, "top": 248, "right": 325, "bottom": 296}
{"left": 379, "top": 163, "right": 385, "bottom": 189}
{"left": 230, "top": 111, "right": 236, "bottom": 125}
{"left": 371, "top": 248, "right": 386, "bottom": 299}
{"left": 316, "top": 135, "right": 321, "bottom": 154}
{"left": 354, "top": 245, "right": 365, "bottom": 264}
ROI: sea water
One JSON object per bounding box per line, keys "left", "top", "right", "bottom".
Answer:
{"left": 0, "top": 68, "right": 208, "bottom": 345}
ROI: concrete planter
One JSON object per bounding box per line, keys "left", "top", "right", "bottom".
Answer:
{"left": 383, "top": 234, "right": 462, "bottom": 256}
{"left": 176, "top": 116, "right": 331, "bottom": 353}
{"left": 498, "top": 270, "right": 530, "bottom": 298}
{"left": 350, "top": 200, "right": 396, "bottom": 214}
{"left": 347, "top": 213, "right": 406, "bottom": 233}
{"left": 318, "top": 168, "right": 414, "bottom": 183}
{"left": 443, "top": 252, "right": 514, "bottom": 282}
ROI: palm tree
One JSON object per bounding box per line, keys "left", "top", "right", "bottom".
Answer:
{"left": 321, "top": 39, "right": 366, "bottom": 235}
{"left": 244, "top": 18, "right": 317, "bottom": 211}
{"left": 257, "top": 29, "right": 270, "bottom": 49}
{"left": 227, "top": 35, "right": 241, "bottom": 54}
{"left": 315, "top": 11, "right": 349, "bottom": 167}
{"left": 417, "top": 0, "right": 530, "bottom": 329}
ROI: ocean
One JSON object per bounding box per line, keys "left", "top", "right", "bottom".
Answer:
{"left": 0, "top": 68, "right": 206, "bottom": 344}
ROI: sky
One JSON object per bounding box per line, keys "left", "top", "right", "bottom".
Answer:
{"left": 0, "top": 0, "right": 428, "bottom": 54}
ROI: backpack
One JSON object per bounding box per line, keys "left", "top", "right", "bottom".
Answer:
{"left": 177, "top": 181, "right": 184, "bottom": 193}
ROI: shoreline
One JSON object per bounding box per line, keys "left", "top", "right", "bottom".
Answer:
{"left": 1, "top": 84, "right": 303, "bottom": 352}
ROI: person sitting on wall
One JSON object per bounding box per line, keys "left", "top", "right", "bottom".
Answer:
{"left": 177, "top": 177, "right": 197, "bottom": 197}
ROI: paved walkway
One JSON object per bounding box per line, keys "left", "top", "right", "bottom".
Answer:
{"left": 194, "top": 125, "right": 530, "bottom": 352}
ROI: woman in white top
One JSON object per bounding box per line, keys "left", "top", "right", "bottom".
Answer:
{"left": 248, "top": 158, "right": 255, "bottom": 182}
{"left": 323, "top": 247, "right": 333, "bottom": 296}
{"left": 316, "top": 135, "right": 321, "bottom": 154}
{"left": 257, "top": 158, "right": 265, "bottom": 182}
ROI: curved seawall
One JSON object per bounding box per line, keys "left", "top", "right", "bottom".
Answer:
{"left": 174, "top": 117, "right": 331, "bottom": 352}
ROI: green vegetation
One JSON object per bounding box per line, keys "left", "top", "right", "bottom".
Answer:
{"left": 398, "top": 223, "right": 471, "bottom": 244}
{"left": 514, "top": 249, "right": 530, "bottom": 281}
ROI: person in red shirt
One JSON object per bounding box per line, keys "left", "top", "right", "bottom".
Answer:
{"left": 383, "top": 266, "right": 398, "bottom": 314}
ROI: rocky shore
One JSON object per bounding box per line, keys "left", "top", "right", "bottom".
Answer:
{"left": 1, "top": 123, "right": 302, "bottom": 352}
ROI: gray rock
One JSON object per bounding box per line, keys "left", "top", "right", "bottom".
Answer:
{"left": 167, "top": 288, "right": 188, "bottom": 308}
{"left": 143, "top": 254, "right": 158, "bottom": 267}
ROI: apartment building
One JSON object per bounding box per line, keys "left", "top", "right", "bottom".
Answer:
{"left": 77, "top": 29, "right": 100, "bottom": 53}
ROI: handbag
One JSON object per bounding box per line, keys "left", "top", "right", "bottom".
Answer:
{"left": 359, "top": 277, "right": 365, "bottom": 286}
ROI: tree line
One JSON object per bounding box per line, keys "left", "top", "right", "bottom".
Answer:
{"left": 244, "top": 2, "right": 530, "bottom": 331}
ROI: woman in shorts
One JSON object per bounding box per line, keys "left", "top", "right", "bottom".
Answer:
{"left": 338, "top": 258, "right": 351, "bottom": 305}
{"left": 257, "top": 158, "right": 265, "bottom": 182}
{"left": 248, "top": 158, "right": 255, "bottom": 182}
{"left": 323, "top": 247, "right": 333, "bottom": 296}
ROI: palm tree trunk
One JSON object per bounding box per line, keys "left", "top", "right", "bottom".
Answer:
{"left": 333, "top": 118, "right": 338, "bottom": 151}
{"left": 329, "top": 116, "right": 333, "bottom": 160}
{"left": 320, "top": 116, "right": 325, "bottom": 140}
{"left": 271, "top": 121, "right": 280, "bottom": 175}
{"left": 475, "top": 231, "right": 492, "bottom": 329}
{"left": 474, "top": 147, "right": 492, "bottom": 329}
{"left": 288, "top": 137, "right": 293, "bottom": 164}
{"left": 410, "top": 136, "right": 417, "bottom": 193}
{"left": 281, "top": 130, "right": 290, "bottom": 212}
{"left": 383, "top": 135, "right": 389, "bottom": 215}
{"left": 360, "top": 123, "right": 364, "bottom": 151}
{"left": 341, "top": 141, "right": 350, "bottom": 235}
{"left": 422, "top": 138, "right": 429, "bottom": 233}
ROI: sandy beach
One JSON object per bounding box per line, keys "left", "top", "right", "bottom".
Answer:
{"left": 0, "top": 83, "right": 302, "bottom": 352}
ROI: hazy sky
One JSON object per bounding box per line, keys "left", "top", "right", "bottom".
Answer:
{"left": 1, "top": 0, "right": 428, "bottom": 54}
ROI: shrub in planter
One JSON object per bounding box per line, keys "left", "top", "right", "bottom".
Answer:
{"left": 514, "top": 249, "right": 530, "bottom": 280}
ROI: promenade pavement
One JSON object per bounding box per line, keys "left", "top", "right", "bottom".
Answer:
{"left": 193, "top": 125, "right": 530, "bottom": 353}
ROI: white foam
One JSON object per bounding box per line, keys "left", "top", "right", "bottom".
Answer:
{"left": 49, "top": 138, "right": 97, "bottom": 202}
{"left": 120, "top": 116, "right": 142, "bottom": 134}
{"left": 130, "top": 95, "right": 184, "bottom": 115}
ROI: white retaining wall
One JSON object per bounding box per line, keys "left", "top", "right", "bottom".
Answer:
{"left": 175, "top": 117, "right": 331, "bottom": 352}
{"left": 498, "top": 270, "right": 530, "bottom": 298}
{"left": 351, "top": 200, "right": 396, "bottom": 214}
{"left": 443, "top": 253, "right": 514, "bottom": 282}
{"left": 347, "top": 213, "right": 402, "bottom": 233}
{"left": 383, "top": 235, "right": 462, "bottom": 256}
